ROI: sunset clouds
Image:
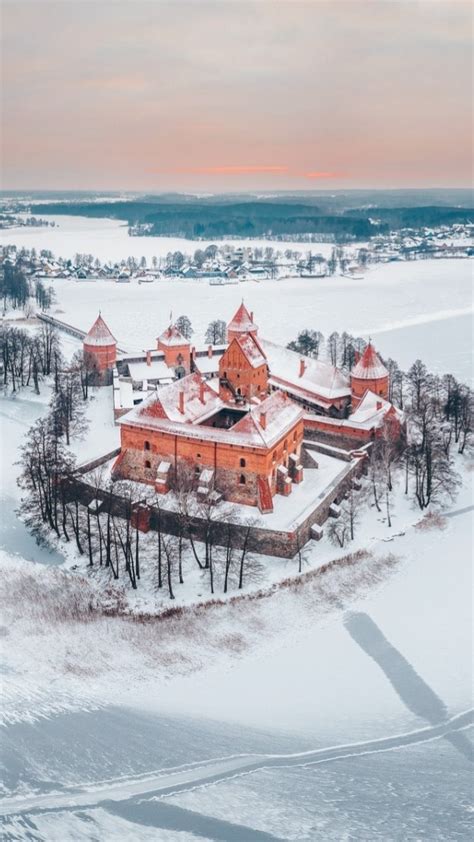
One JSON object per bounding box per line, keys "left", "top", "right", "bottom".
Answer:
{"left": 2, "top": 0, "right": 472, "bottom": 191}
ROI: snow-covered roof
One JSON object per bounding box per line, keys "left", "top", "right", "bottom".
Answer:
{"left": 349, "top": 390, "right": 403, "bottom": 428}
{"left": 128, "top": 359, "right": 174, "bottom": 383}
{"left": 121, "top": 373, "right": 223, "bottom": 427}
{"left": 84, "top": 314, "right": 117, "bottom": 347}
{"left": 351, "top": 343, "right": 388, "bottom": 380}
{"left": 157, "top": 324, "right": 189, "bottom": 347}
{"left": 227, "top": 302, "right": 257, "bottom": 334}
{"left": 231, "top": 390, "right": 303, "bottom": 447}
{"left": 193, "top": 356, "right": 221, "bottom": 375}
{"left": 120, "top": 378, "right": 302, "bottom": 450}
{"left": 235, "top": 333, "right": 267, "bottom": 368}
{"left": 261, "top": 339, "right": 351, "bottom": 402}
{"left": 305, "top": 390, "right": 403, "bottom": 432}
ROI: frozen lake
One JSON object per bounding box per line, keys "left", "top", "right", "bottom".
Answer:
{"left": 2, "top": 214, "right": 472, "bottom": 380}
{"left": 0, "top": 213, "right": 336, "bottom": 262}
{"left": 51, "top": 262, "right": 472, "bottom": 381}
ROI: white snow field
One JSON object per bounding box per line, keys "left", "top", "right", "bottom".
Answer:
{"left": 0, "top": 213, "right": 337, "bottom": 263}
{"left": 1, "top": 214, "right": 472, "bottom": 379}
{"left": 0, "top": 216, "right": 472, "bottom": 840}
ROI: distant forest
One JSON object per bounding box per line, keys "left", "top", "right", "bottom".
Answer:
{"left": 30, "top": 197, "right": 474, "bottom": 241}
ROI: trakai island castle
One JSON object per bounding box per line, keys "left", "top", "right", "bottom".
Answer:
{"left": 83, "top": 304, "right": 403, "bottom": 513}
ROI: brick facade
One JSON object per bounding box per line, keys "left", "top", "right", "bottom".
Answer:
{"left": 116, "top": 415, "right": 305, "bottom": 507}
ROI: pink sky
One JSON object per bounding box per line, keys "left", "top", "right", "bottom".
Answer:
{"left": 2, "top": 0, "right": 472, "bottom": 191}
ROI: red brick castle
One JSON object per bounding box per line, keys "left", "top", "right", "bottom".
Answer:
{"left": 84, "top": 304, "right": 402, "bottom": 513}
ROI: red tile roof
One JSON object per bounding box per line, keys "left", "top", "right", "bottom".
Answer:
{"left": 157, "top": 324, "right": 189, "bottom": 347}
{"left": 351, "top": 343, "right": 388, "bottom": 380}
{"left": 84, "top": 314, "right": 117, "bottom": 347}
{"left": 227, "top": 303, "right": 257, "bottom": 334}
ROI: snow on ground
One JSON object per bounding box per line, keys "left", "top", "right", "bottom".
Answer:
{"left": 72, "top": 386, "right": 120, "bottom": 465}
{"left": 0, "top": 214, "right": 337, "bottom": 263}
{"left": 1, "top": 454, "right": 471, "bottom": 734}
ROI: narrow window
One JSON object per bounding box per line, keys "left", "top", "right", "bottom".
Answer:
{"left": 239, "top": 474, "right": 246, "bottom": 484}
{"left": 240, "top": 457, "right": 246, "bottom": 468}
{"left": 145, "top": 459, "right": 151, "bottom": 469}
{"left": 144, "top": 440, "right": 150, "bottom": 451}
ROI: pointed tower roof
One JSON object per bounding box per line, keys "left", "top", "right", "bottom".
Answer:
{"left": 351, "top": 342, "right": 388, "bottom": 380}
{"left": 227, "top": 302, "right": 257, "bottom": 334}
{"left": 84, "top": 314, "right": 117, "bottom": 347}
{"left": 157, "top": 324, "right": 189, "bottom": 347}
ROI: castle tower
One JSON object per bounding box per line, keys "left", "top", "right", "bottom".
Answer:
{"left": 157, "top": 324, "right": 191, "bottom": 374}
{"left": 83, "top": 313, "right": 117, "bottom": 380}
{"left": 351, "top": 342, "right": 389, "bottom": 408}
{"left": 227, "top": 302, "right": 258, "bottom": 344}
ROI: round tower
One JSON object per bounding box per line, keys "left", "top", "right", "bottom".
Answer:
{"left": 351, "top": 342, "right": 389, "bottom": 408}
{"left": 83, "top": 313, "right": 117, "bottom": 377}
{"left": 227, "top": 302, "right": 258, "bottom": 344}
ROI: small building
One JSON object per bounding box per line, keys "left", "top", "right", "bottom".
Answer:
{"left": 83, "top": 313, "right": 117, "bottom": 381}
{"left": 156, "top": 324, "right": 191, "bottom": 375}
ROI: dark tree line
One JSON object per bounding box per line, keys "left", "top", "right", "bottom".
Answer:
{"left": 287, "top": 328, "right": 367, "bottom": 369}
{"left": 1, "top": 263, "right": 55, "bottom": 313}
{"left": 1, "top": 323, "right": 61, "bottom": 393}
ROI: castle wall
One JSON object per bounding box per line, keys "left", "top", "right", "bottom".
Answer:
{"left": 116, "top": 418, "right": 304, "bottom": 506}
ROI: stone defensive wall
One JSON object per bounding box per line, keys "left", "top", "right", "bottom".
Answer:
{"left": 65, "top": 446, "right": 369, "bottom": 560}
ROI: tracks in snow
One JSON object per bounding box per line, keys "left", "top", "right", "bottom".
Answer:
{"left": 1, "top": 708, "right": 472, "bottom": 818}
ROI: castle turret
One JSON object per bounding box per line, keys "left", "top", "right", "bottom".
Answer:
{"left": 227, "top": 302, "right": 258, "bottom": 344}
{"left": 83, "top": 313, "right": 117, "bottom": 379}
{"left": 157, "top": 324, "right": 191, "bottom": 373}
{"left": 351, "top": 342, "right": 389, "bottom": 408}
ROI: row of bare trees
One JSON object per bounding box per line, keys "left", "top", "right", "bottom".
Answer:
{"left": 18, "top": 425, "right": 263, "bottom": 601}
{"left": 1, "top": 322, "right": 61, "bottom": 393}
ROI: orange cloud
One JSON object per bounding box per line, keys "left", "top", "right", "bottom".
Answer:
{"left": 149, "top": 165, "right": 289, "bottom": 176}
{"left": 304, "top": 171, "right": 346, "bottom": 179}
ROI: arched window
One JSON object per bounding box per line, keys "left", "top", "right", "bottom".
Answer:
{"left": 237, "top": 387, "right": 241, "bottom": 396}
{"left": 239, "top": 474, "right": 246, "bottom": 485}
{"left": 144, "top": 440, "right": 150, "bottom": 451}
{"left": 145, "top": 459, "right": 151, "bottom": 469}
{"left": 240, "top": 457, "right": 246, "bottom": 468}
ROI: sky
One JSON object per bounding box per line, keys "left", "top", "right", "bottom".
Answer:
{"left": 1, "top": 0, "right": 472, "bottom": 192}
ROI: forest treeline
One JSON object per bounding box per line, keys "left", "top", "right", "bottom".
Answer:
{"left": 30, "top": 199, "right": 473, "bottom": 240}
